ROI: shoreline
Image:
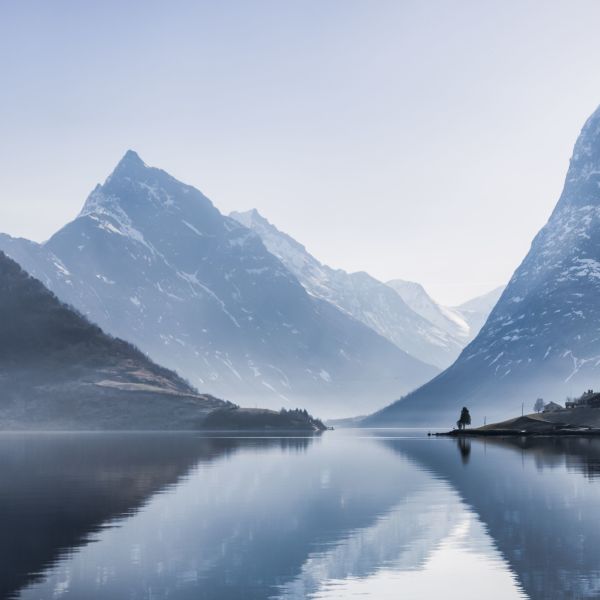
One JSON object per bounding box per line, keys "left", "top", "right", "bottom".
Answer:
{"left": 432, "top": 409, "right": 600, "bottom": 438}
{"left": 434, "top": 427, "right": 600, "bottom": 438}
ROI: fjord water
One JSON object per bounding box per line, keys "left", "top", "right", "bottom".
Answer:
{"left": 4, "top": 432, "right": 600, "bottom": 599}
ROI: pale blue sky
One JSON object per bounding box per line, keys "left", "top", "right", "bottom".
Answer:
{"left": 2, "top": 0, "right": 600, "bottom": 304}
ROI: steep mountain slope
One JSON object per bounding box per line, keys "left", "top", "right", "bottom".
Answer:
{"left": 366, "top": 104, "right": 600, "bottom": 426}
{"left": 454, "top": 285, "right": 505, "bottom": 338}
{"left": 385, "top": 279, "right": 470, "bottom": 343}
{"left": 386, "top": 279, "right": 504, "bottom": 345}
{"left": 230, "top": 209, "right": 457, "bottom": 368}
{"left": 0, "top": 251, "right": 228, "bottom": 429}
{"left": 0, "top": 152, "right": 436, "bottom": 417}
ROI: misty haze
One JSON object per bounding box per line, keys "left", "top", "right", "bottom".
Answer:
{"left": 2, "top": 2, "right": 600, "bottom": 599}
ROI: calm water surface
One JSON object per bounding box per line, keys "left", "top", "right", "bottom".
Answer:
{"left": 2, "top": 429, "right": 600, "bottom": 599}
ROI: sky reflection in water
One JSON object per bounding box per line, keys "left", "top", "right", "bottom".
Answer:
{"left": 4, "top": 430, "right": 600, "bottom": 599}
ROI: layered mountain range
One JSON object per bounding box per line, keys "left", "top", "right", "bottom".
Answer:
{"left": 386, "top": 279, "right": 503, "bottom": 348}
{"left": 0, "top": 250, "right": 228, "bottom": 429}
{"left": 231, "top": 210, "right": 502, "bottom": 367}
{"left": 231, "top": 209, "right": 460, "bottom": 368}
{"left": 367, "top": 104, "right": 600, "bottom": 426}
{"left": 0, "top": 152, "right": 440, "bottom": 417}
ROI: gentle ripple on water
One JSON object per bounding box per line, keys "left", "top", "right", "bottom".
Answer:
{"left": 2, "top": 430, "right": 600, "bottom": 599}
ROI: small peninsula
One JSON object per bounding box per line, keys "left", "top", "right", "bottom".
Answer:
{"left": 201, "top": 407, "right": 327, "bottom": 432}
{"left": 438, "top": 391, "right": 600, "bottom": 437}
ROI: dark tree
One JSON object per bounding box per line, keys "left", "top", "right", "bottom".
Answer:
{"left": 534, "top": 398, "right": 545, "bottom": 413}
{"left": 457, "top": 407, "right": 471, "bottom": 430}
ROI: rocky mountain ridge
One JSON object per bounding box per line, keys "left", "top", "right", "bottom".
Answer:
{"left": 0, "top": 152, "right": 436, "bottom": 418}
{"left": 231, "top": 209, "right": 465, "bottom": 368}
{"left": 366, "top": 104, "right": 600, "bottom": 426}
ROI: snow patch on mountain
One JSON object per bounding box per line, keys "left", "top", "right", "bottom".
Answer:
{"left": 366, "top": 103, "right": 600, "bottom": 425}
{"left": 231, "top": 209, "right": 461, "bottom": 368}
{"left": 0, "top": 151, "right": 438, "bottom": 418}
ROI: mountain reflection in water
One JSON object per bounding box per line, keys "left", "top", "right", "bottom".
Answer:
{"left": 3, "top": 431, "right": 600, "bottom": 599}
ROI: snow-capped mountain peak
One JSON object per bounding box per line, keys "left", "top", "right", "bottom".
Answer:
{"left": 367, "top": 103, "right": 600, "bottom": 425}
{"left": 0, "top": 153, "right": 438, "bottom": 418}
{"left": 386, "top": 279, "right": 505, "bottom": 346}
{"left": 386, "top": 279, "right": 470, "bottom": 340}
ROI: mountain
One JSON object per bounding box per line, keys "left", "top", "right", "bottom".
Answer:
{"left": 386, "top": 279, "right": 504, "bottom": 344}
{"left": 366, "top": 104, "right": 600, "bottom": 426}
{"left": 0, "top": 250, "right": 228, "bottom": 429}
{"left": 385, "top": 279, "right": 470, "bottom": 343}
{"left": 230, "top": 209, "right": 458, "bottom": 368}
{"left": 455, "top": 285, "right": 505, "bottom": 337}
{"left": 0, "top": 152, "right": 436, "bottom": 418}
